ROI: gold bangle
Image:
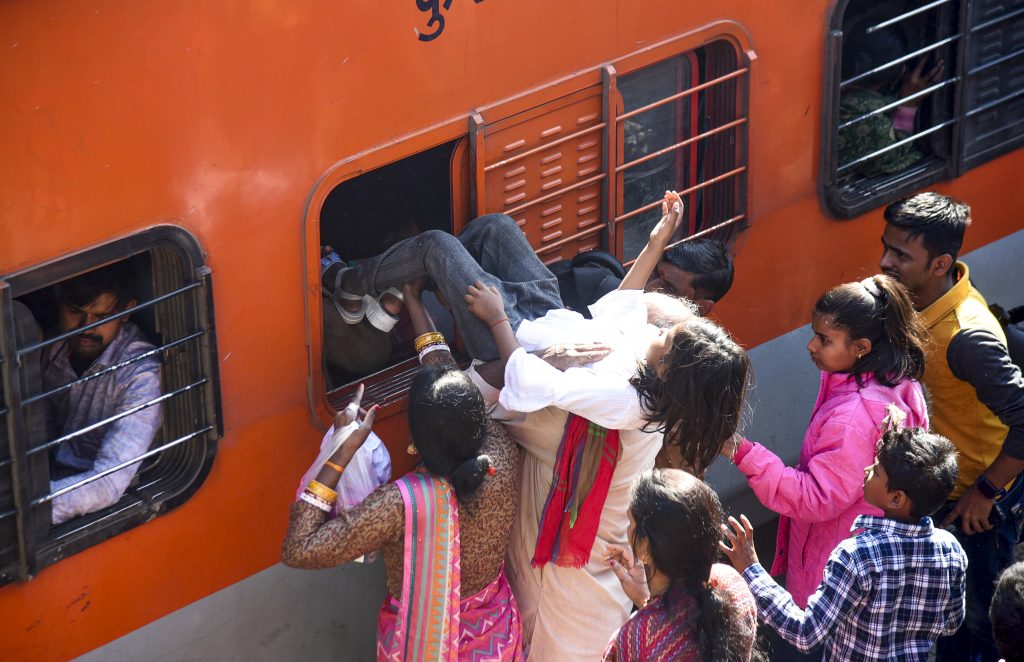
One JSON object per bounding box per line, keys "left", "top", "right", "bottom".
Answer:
{"left": 307, "top": 480, "right": 338, "bottom": 503}
{"left": 324, "top": 460, "right": 345, "bottom": 474}
{"left": 414, "top": 332, "right": 446, "bottom": 352}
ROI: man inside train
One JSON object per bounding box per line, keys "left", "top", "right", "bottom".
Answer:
{"left": 43, "top": 262, "right": 163, "bottom": 525}
{"left": 878, "top": 191, "right": 1024, "bottom": 661}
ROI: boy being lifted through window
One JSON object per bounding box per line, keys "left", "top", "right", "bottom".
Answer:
{"left": 721, "top": 424, "right": 966, "bottom": 661}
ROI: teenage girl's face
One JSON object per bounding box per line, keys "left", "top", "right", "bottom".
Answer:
{"left": 806, "top": 313, "right": 860, "bottom": 373}
{"left": 645, "top": 323, "right": 682, "bottom": 379}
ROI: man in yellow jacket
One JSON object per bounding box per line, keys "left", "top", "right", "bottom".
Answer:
{"left": 879, "top": 192, "right": 1024, "bottom": 662}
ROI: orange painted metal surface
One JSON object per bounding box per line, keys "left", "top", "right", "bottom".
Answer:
{"left": 1, "top": 1, "right": 1022, "bottom": 659}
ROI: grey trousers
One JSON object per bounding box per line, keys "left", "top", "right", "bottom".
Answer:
{"left": 348, "top": 214, "right": 563, "bottom": 361}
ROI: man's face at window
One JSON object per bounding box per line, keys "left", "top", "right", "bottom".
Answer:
{"left": 58, "top": 292, "right": 132, "bottom": 363}
{"left": 879, "top": 224, "right": 934, "bottom": 295}
{"left": 645, "top": 260, "right": 700, "bottom": 301}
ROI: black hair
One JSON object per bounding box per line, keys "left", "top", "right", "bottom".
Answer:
{"left": 843, "top": 23, "right": 908, "bottom": 90}
{"left": 875, "top": 427, "right": 958, "bottom": 518}
{"left": 630, "top": 317, "right": 749, "bottom": 476}
{"left": 662, "top": 238, "right": 735, "bottom": 302}
{"left": 814, "top": 274, "right": 927, "bottom": 387}
{"left": 55, "top": 262, "right": 138, "bottom": 312}
{"left": 884, "top": 192, "right": 971, "bottom": 262}
{"left": 629, "top": 469, "right": 754, "bottom": 661}
{"left": 407, "top": 366, "right": 492, "bottom": 502}
{"left": 991, "top": 561, "right": 1024, "bottom": 662}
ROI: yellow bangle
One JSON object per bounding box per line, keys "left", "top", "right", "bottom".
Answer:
{"left": 306, "top": 480, "right": 338, "bottom": 503}
{"left": 414, "top": 332, "right": 446, "bottom": 352}
{"left": 324, "top": 460, "right": 345, "bottom": 474}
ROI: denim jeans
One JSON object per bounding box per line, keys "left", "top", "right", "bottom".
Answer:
{"left": 347, "top": 214, "right": 563, "bottom": 362}
{"left": 933, "top": 475, "right": 1024, "bottom": 662}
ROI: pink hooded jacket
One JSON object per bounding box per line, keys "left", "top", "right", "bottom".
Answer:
{"left": 733, "top": 371, "right": 928, "bottom": 608}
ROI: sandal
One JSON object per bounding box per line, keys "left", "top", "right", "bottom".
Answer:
{"left": 321, "top": 251, "right": 366, "bottom": 325}
{"left": 364, "top": 288, "right": 404, "bottom": 333}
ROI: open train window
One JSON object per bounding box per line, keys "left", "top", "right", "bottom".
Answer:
{"left": 823, "top": 0, "right": 1024, "bottom": 218}
{"left": 615, "top": 40, "right": 749, "bottom": 262}
{"left": 0, "top": 227, "right": 221, "bottom": 583}
{"left": 318, "top": 139, "right": 463, "bottom": 397}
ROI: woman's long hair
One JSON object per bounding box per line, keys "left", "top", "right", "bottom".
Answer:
{"left": 407, "top": 366, "right": 492, "bottom": 502}
{"left": 630, "top": 317, "right": 749, "bottom": 476}
{"left": 630, "top": 469, "right": 751, "bottom": 661}
{"left": 814, "top": 274, "right": 927, "bottom": 387}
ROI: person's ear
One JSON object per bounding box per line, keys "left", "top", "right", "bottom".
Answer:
{"left": 120, "top": 298, "right": 138, "bottom": 321}
{"left": 930, "top": 254, "right": 954, "bottom": 278}
{"left": 889, "top": 489, "right": 907, "bottom": 511}
{"left": 696, "top": 299, "right": 715, "bottom": 316}
{"left": 853, "top": 337, "right": 873, "bottom": 359}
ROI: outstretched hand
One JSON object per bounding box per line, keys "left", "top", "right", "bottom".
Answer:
{"left": 649, "top": 190, "right": 685, "bottom": 248}
{"left": 601, "top": 542, "right": 650, "bottom": 609}
{"left": 719, "top": 514, "right": 759, "bottom": 572}
{"left": 536, "top": 342, "right": 613, "bottom": 370}
{"left": 465, "top": 280, "right": 507, "bottom": 325}
{"left": 332, "top": 384, "right": 380, "bottom": 464}
{"left": 900, "top": 57, "right": 944, "bottom": 103}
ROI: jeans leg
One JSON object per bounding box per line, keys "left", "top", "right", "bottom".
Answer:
{"left": 457, "top": 214, "right": 563, "bottom": 322}
{"left": 934, "top": 498, "right": 1016, "bottom": 662}
{"left": 348, "top": 230, "right": 504, "bottom": 361}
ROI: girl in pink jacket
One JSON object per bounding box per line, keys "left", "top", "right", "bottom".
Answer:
{"left": 729, "top": 275, "right": 929, "bottom": 609}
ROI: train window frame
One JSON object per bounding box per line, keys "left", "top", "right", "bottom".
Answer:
{"left": 305, "top": 26, "right": 753, "bottom": 425}
{"left": 822, "top": 0, "right": 1024, "bottom": 219}
{"left": 0, "top": 226, "right": 222, "bottom": 583}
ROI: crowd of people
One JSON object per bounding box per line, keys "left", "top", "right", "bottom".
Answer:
{"left": 282, "top": 190, "right": 1024, "bottom": 661}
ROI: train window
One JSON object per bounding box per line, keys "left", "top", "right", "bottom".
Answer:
{"left": 615, "top": 41, "right": 749, "bottom": 262}
{"left": 823, "top": 0, "right": 1024, "bottom": 218}
{"left": 318, "top": 139, "right": 462, "bottom": 394}
{"left": 0, "top": 227, "right": 221, "bottom": 583}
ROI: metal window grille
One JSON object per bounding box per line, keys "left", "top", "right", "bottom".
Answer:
{"left": 0, "top": 228, "right": 221, "bottom": 583}
{"left": 823, "top": 0, "right": 1024, "bottom": 218}
{"left": 468, "top": 39, "right": 750, "bottom": 264}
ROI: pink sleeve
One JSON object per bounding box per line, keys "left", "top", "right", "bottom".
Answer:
{"left": 736, "top": 417, "right": 877, "bottom": 524}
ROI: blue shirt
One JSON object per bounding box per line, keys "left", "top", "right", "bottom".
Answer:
{"left": 743, "top": 514, "right": 967, "bottom": 661}
{"left": 43, "top": 322, "right": 162, "bottom": 525}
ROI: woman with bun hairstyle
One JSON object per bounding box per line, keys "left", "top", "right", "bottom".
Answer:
{"left": 725, "top": 274, "right": 928, "bottom": 617}
{"left": 282, "top": 277, "right": 523, "bottom": 661}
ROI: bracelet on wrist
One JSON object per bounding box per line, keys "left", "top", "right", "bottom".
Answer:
{"left": 490, "top": 317, "right": 509, "bottom": 329}
{"left": 418, "top": 343, "right": 451, "bottom": 363}
{"left": 975, "top": 474, "right": 1005, "bottom": 500}
{"left": 414, "top": 332, "right": 446, "bottom": 352}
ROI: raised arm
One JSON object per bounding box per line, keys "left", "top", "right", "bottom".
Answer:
{"left": 402, "top": 278, "right": 457, "bottom": 370}
{"left": 617, "top": 191, "right": 683, "bottom": 291}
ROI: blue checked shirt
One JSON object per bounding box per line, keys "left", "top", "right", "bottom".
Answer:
{"left": 743, "top": 515, "right": 966, "bottom": 661}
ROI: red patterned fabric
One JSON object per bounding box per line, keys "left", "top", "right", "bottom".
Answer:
{"left": 601, "top": 564, "right": 757, "bottom": 662}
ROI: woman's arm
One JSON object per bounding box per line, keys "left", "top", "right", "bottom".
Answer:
{"left": 464, "top": 280, "right": 521, "bottom": 364}
{"left": 402, "top": 278, "right": 457, "bottom": 370}
{"left": 617, "top": 191, "right": 683, "bottom": 291}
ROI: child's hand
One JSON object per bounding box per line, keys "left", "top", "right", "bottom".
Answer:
{"left": 719, "top": 514, "right": 759, "bottom": 572}
{"left": 649, "top": 190, "right": 684, "bottom": 248}
{"left": 465, "top": 280, "right": 507, "bottom": 325}
{"left": 602, "top": 543, "right": 650, "bottom": 609}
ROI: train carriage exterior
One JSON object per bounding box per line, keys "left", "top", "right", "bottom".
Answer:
{"left": 1, "top": 1, "right": 1022, "bottom": 659}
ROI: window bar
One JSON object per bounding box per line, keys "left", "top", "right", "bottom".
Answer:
{"left": 621, "top": 214, "right": 747, "bottom": 268}
{"left": 970, "top": 5, "right": 1024, "bottom": 33}
{"left": 613, "top": 166, "right": 747, "bottom": 224}
{"left": 34, "top": 426, "right": 214, "bottom": 505}
{"left": 26, "top": 378, "right": 208, "bottom": 457}
{"left": 21, "top": 330, "right": 205, "bottom": 407}
{"left": 194, "top": 267, "right": 223, "bottom": 438}
{"left": 483, "top": 122, "right": 607, "bottom": 172}
{"left": 616, "top": 68, "right": 748, "bottom": 122}
{"left": 966, "top": 47, "right": 1024, "bottom": 77}
{"left": 18, "top": 281, "right": 201, "bottom": 357}
{"left": 0, "top": 282, "right": 37, "bottom": 580}
{"left": 615, "top": 118, "right": 748, "bottom": 173}
{"left": 865, "top": 0, "right": 954, "bottom": 34}
{"left": 533, "top": 224, "right": 606, "bottom": 257}
{"left": 838, "top": 78, "right": 958, "bottom": 129}
{"left": 502, "top": 173, "right": 606, "bottom": 217}
{"left": 841, "top": 35, "right": 961, "bottom": 89}
{"left": 962, "top": 87, "right": 1024, "bottom": 118}
{"left": 601, "top": 64, "right": 618, "bottom": 257}
{"left": 837, "top": 119, "right": 958, "bottom": 173}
